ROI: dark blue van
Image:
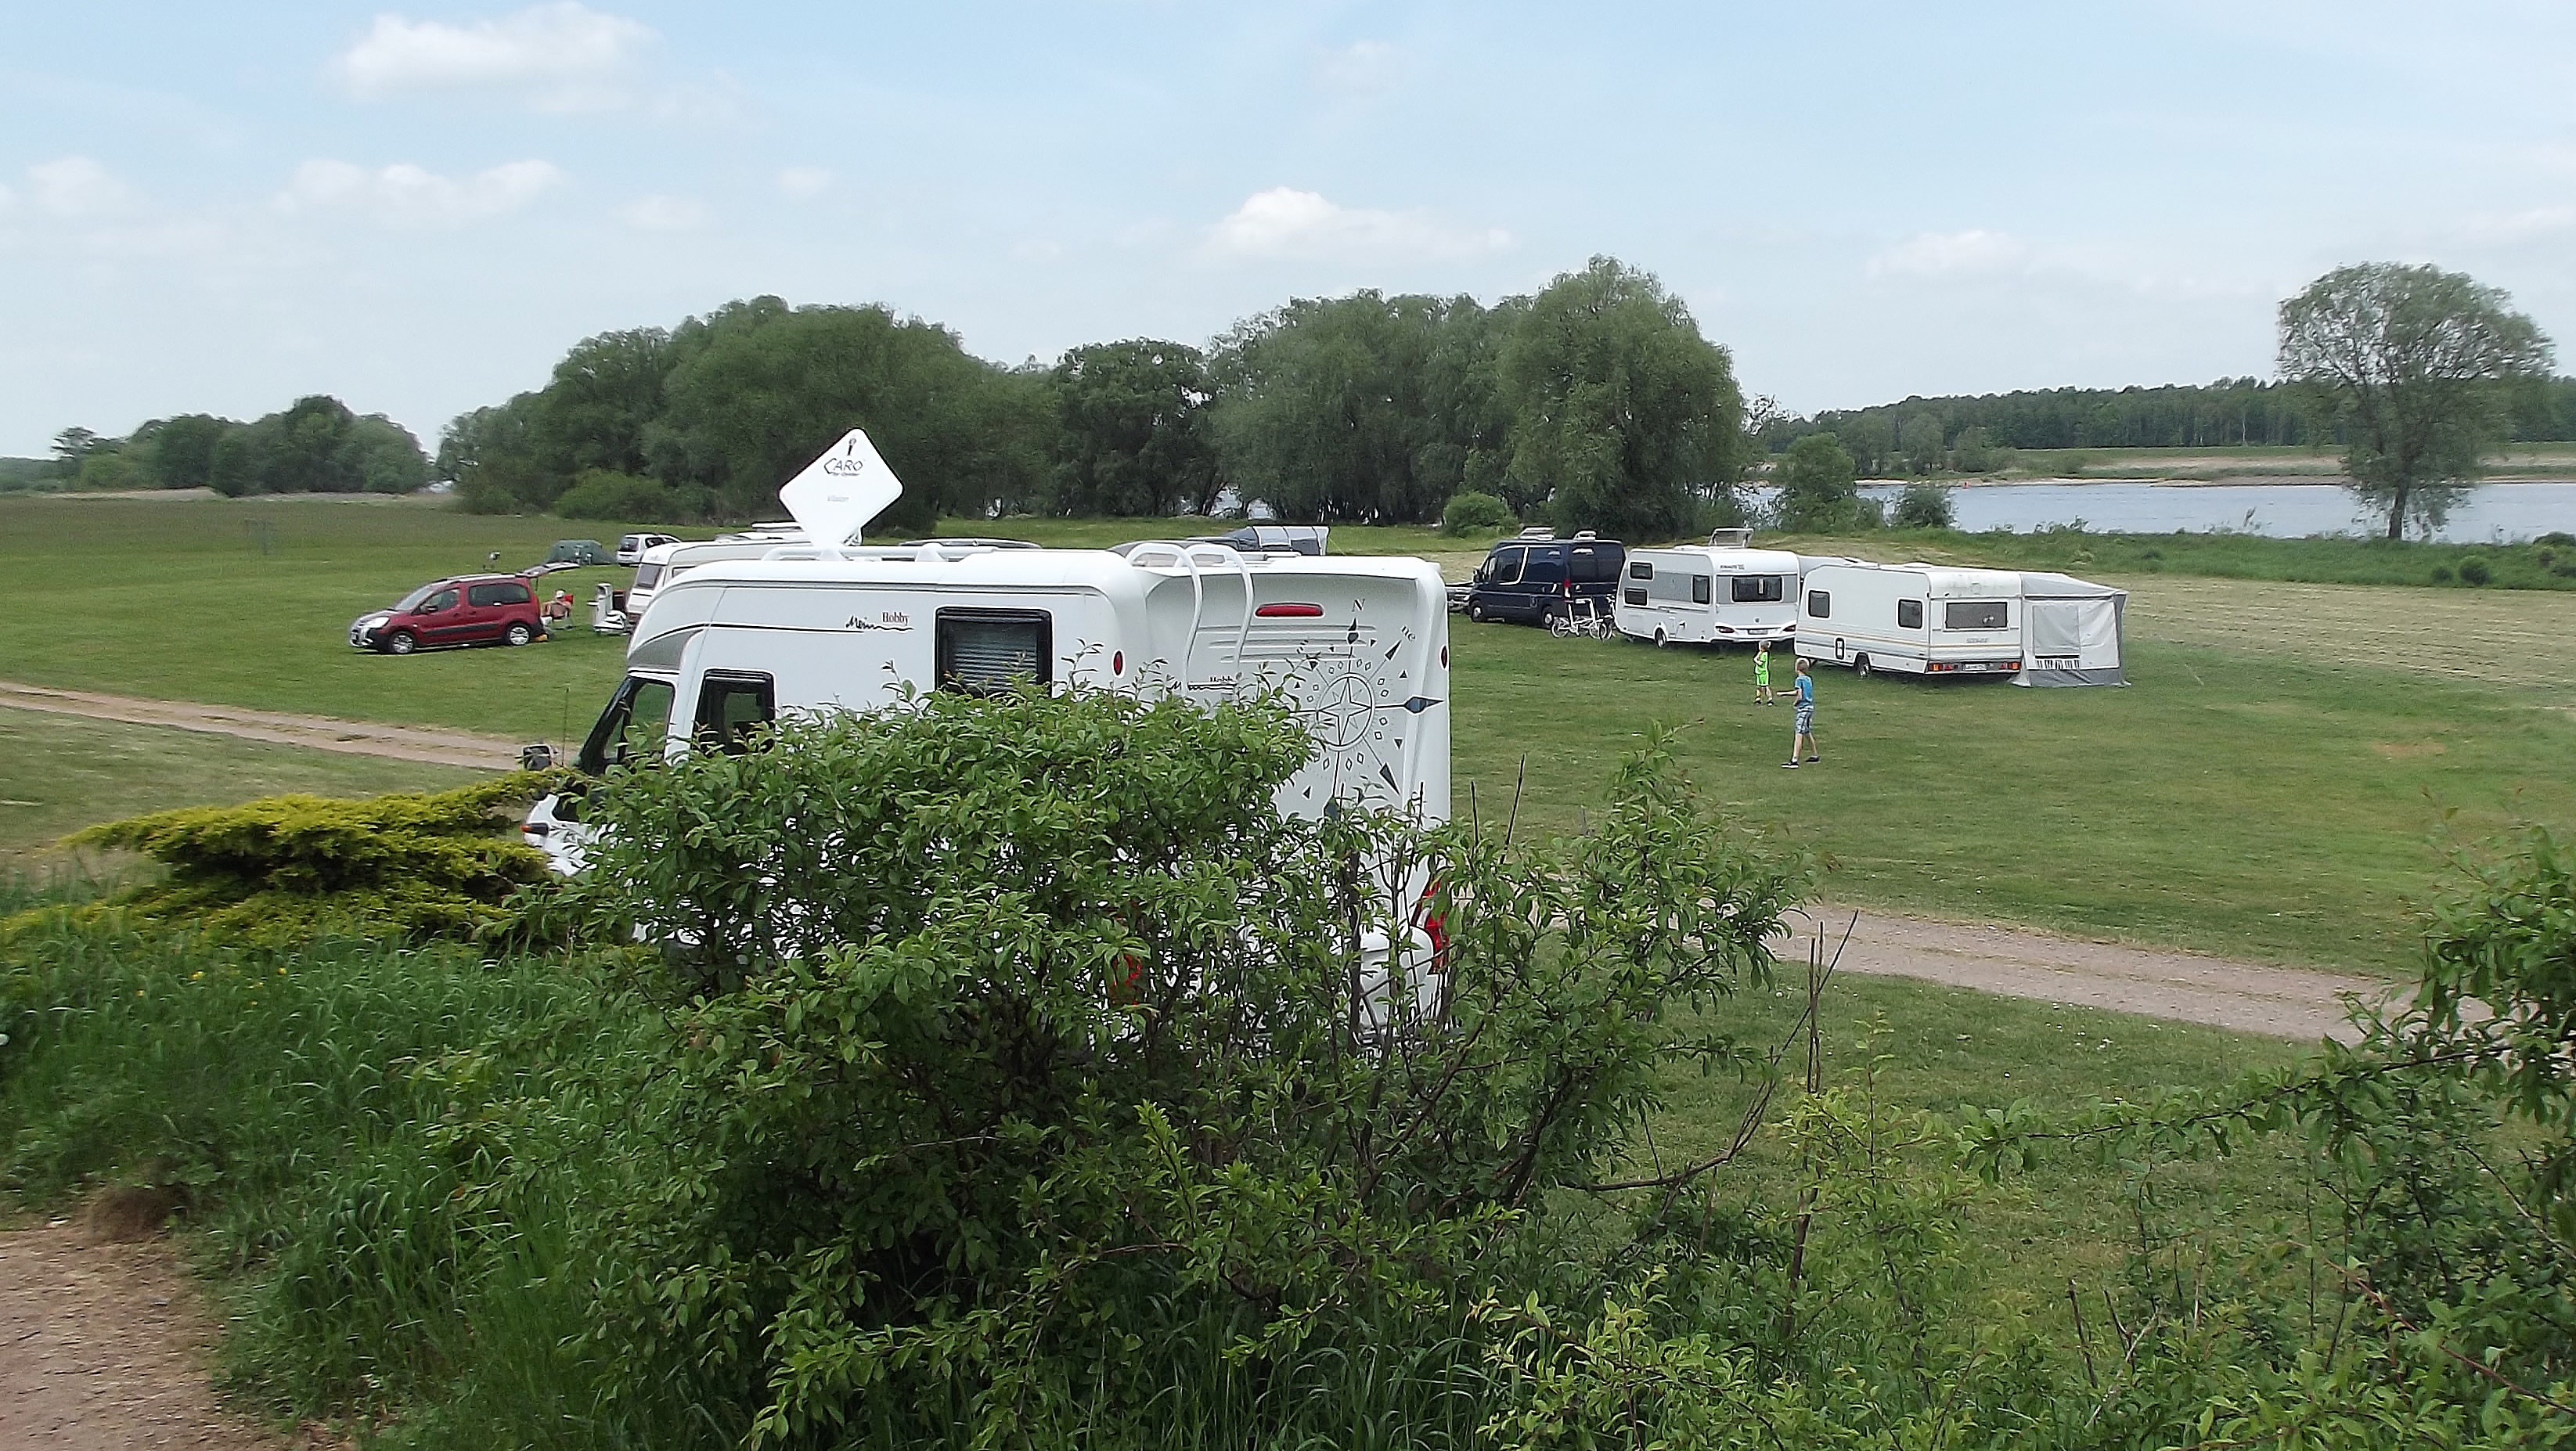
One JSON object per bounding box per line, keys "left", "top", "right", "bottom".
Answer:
{"left": 1464, "top": 531, "right": 1627, "bottom": 625}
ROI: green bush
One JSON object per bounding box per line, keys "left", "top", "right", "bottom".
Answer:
{"left": 20, "top": 774, "right": 564, "bottom": 946}
{"left": 1890, "top": 482, "right": 1956, "bottom": 529}
{"left": 551, "top": 469, "right": 696, "bottom": 522}
{"left": 2458, "top": 556, "right": 2492, "bottom": 585}
{"left": 1439, "top": 488, "right": 1517, "bottom": 536}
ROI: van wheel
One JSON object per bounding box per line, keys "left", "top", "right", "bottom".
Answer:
{"left": 504, "top": 622, "right": 534, "bottom": 647}
{"left": 1467, "top": 603, "right": 1486, "bottom": 623}
{"left": 386, "top": 631, "right": 417, "bottom": 656}
{"left": 1854, "top": 653, "right": 1872, "bottom": 678}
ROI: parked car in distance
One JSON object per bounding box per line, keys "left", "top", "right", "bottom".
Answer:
{"left": 546, "top": 539, "right": 616, "bottom": 567}
{"left": 1463, "top": 529, "right": 1626, "bottom": 626}
{"left": 348, "top": 574, "right": 549, "bottom": 654}
{"left": 617, "top": 532, "right": 682, "bottom": 565}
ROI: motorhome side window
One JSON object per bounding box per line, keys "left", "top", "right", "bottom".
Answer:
{"left": 937, "top": 609, "right": 1053, "bottom": 697}
{"left": 1731, "top": 575, "right": 1783, "bottom": 603}
{"left": 1946, "top": 600, "right": 2009, "bottom": 630}
{"left": 1692, "top": 575, "right": 1711, "bottom": 605}
{"left": 1524, "top": 552, "right": 1569, "bottom": 586}
{"left": 1484, "top": 548, "right": 1524, "bottom": 585}
{"left": 1897, "top": 599, "right": 1923, "bottom": 629}
{"left": 1807, "top": 590, "right": 1830, "bottom": 618}
{"left": 1568, "top": 548, "right": 1616, "bottom": 583}
{"left": 1628, "top": 560, "right": 1653, "bottom": 580}
{"left": 578, "top": 675, "right": 676, "bottom": 776}
{"left": 694, "top": 671, "right": 775, "bottom": 754}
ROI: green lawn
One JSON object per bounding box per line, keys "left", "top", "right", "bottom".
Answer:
{"left": 0, "top": 706, "right": 477, "bottom": 864}
{"left": 5, "top": 494, "right": 2568, "bottom": 973}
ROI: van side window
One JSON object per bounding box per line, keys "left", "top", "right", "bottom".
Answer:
{"left": 938, "top": 609, "right": 1053, "bottom": 696}
{"left": 1568, "top": 548, "right": 1619, "bottom": 584}
{"left": 1629, "top": 560, "right": 1653, "bottom": 580}
{"left": 1692, "top": 575, "right": 1711, "bottom": 605}
{"left": 422, "top": 589, "right": 459, "bottom": 614}
{"left": 467, "top": 581, "right": 531, "bottom": 607}
{"left": 1897, "top": 599, "right": 1923, "bottom": 629}
{"left": 1525, "top": 552, "right": 1569, "bottom": 586}
{"left": 578, "top": 675, "right": 676, "bottom": 776}
{"left": 1484, "top": 548, "right": 1524, "bottom": 585}
{"left": 694, "top": 671, "right": 776, "bottom": 754}
{"left": 1807, "top": 590, "right": 1830, "bottom": 619}
{"left": 1731, "top": 575, "right": 1784, "bottom": 603}
{"left": 1945, "top": 600, "right": 2009, "bottom": 630}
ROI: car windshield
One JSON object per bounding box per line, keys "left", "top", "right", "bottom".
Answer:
{"left": 391, "top": 582, "right": 446, "bottom": 612}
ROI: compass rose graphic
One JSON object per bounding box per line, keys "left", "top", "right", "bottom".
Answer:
{"left": 1311, "top": 669, "right": 1378, "bottom": 750}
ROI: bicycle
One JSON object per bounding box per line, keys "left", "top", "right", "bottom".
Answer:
{"left": 1549, "top": 596, "right": 1618, "bottom": 639}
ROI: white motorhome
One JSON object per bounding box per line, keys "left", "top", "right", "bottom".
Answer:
{"left": 599, "top": 524, "right": 812, "bottom": 633}
{"left": 1612, "top": 531, "right": 1800, "bottom": 647}
{"left": 1794, "top": 561, "right": 2025, "bottom": 678}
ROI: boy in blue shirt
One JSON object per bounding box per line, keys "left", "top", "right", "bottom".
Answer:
{"left": 1783, "top": 658, "right": 1818, "bottom": 767}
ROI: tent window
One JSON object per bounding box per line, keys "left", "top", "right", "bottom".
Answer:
{"left": 937, "top": 610, "right": 1053, "bottom": 697}
{"left": 694, "top": 671, "right": 775, "bottom": 754}
{"left": 1692, "top": 575, "right": 1710, "bottom": 605}
{"left": 1897, "top": 599, "right": 1922, "bottom": 629}
{"left": 1806, "top": 590, "right": 1830, "bottom": 619}
{"left": 1731, "top": 574, "right": 1783, "bottom": 603}
{"left": 1629, "top": 560, "right": 1653, "bottom": 580}
{"left": 1945, "top": 600, "right": 2009, "bottom": 631}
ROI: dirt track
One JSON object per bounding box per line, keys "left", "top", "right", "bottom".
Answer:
{"left": 0, "top": 1219, "right": 288, "bottom": 1449}
{"left": 0, "top": 680, "right": 525, "bottom": 772}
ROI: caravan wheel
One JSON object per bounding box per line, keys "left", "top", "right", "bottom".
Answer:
{"left": 1653, "top": 629, "right": 1667, "bottom": 648}
{"left": 1854, "top": 653, "right": 1873, "bottom": 678}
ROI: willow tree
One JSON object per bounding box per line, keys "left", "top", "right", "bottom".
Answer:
{"left": 2278, "top": 263, "right": 2553, "bottom": 540}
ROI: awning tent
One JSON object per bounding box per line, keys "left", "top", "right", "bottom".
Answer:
{"left": 2014, "top": 572, "right": 2127, "bottom": 686}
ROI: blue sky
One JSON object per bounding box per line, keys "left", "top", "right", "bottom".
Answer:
{"left": 3, "top": 1, "right": 2571, "bottom": 457}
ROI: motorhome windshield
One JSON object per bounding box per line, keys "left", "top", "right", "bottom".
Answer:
{"left": 576, "top": 674, "right": 676, "bottom": 776}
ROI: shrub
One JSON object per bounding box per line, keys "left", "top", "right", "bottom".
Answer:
{"left": 552, "top": 469, "right": 696, "bottom": 522}
{"left": 2457, "top": 556, "right": 2492, "bottom": 585}
{"left": 23, "top": 774, "right": 564, "bottom": 946}
{"left": 1890, "top": 482, "right": 1955, "bottom": 529}
{"left": 1439, "top": 488, "right": 1516, "bottom": 536}
{"left": 2432, "top": 564, "right": 2455, "bottom": 582}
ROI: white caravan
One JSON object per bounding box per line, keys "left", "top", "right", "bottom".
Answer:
{"left": 1612, "top": 531, "right": 1800, "bottom": 647}
{"left": 2014, "top": 572, "right": 2127, "bottom": 686}
{"left": 1794, "top": 561, "right": 2025, "bottom": 678}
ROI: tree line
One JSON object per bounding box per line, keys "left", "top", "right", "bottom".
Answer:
{"left": 1765, "top": 373, "right": 2576, "bottom": 477}
{"left": 437, "top": 256, "right": 1746, "bottom": 540}
{"left": 45, "top": 398, "right": 429, "bottom": 497}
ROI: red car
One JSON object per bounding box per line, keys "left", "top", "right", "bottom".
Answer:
{"left": 348, "top": 574, "right": 549, "bottom": 654}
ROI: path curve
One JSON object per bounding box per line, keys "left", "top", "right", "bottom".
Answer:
{"left": 1792, "top": 905, "right": 2395, "bottom": 1043}
{"left": 0, "top": 679, "right": 525, "bottom": 772}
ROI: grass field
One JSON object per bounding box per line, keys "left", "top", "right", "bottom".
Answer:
{"left": 0, "top": 707, "right": 477, "bottom": 864}
{"left": 5, "top": 493, "right": 2571, "bottom": 972}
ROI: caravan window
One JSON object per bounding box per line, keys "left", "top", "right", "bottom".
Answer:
{"left": 1731, "top": 574, "right": 1784, "bottom": 603}
{"left": 1629, "top": 560, "right": 1653, "bottom": 580}
{"left": 1806, "top": 590, "right": 1830, "bottom": 619}
{"left": 1945, "top": 600, "right": 2009, "bottom": 631}
{"left": 1692, "top": 575, "right": 1711, "bottom": 605}
{"left": 578, "top": 675, "right": 676, "bottom": 776}
{"left": 1897, "top": 599, "right": 1923, "bottom": 629}
{"left": 1623, "top": 586, "right": 1648, "bottom": 606}
{"left": 693, "top": 671, "right": 775, "bottom": 754}
{"left": 937, "top": 609, "right": 1053, "bottom": 697}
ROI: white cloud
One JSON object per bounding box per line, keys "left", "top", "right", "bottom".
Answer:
{"left": 28, "top": 157, "right": 142, "bottom": 219}
{"left": 330, "top": 2, "right": 657, "bottom": 112}
{"left": 776, "top": 166, "right": 831, "bottom": 200}
{"left": 1314, "top": 40, "right": 1397, "bottom": 96}
{"left": 0, "top": 180, "right": 14, "bottom": 213}
{"left": 1206, "top": 187, "right": 1510, "bottom": 262}
{"left": 278, "top": 158, "right": 563, "bottom": 229}
{"left": 616, "top": 193, "right": 704, "bottom": 231}
{"left": 1866, "top": 229, "right": 2028, "bottom": 279}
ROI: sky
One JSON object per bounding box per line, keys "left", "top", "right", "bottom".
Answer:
{"left": 3, "top": 1, "right": 2573, "bottom": 458}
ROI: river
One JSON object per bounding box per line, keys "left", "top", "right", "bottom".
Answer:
{"left": 1836, "top": 478, "right": 2576, "bottom": 542}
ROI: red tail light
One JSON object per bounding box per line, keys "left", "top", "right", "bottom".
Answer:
{"left": 1256, "top": 603, "right": 1324, "bottom": 617}
{"left": 1414, "top": 878, "right": 1450, "bottom": 968}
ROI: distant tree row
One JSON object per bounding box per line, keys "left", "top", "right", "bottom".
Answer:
{"left": 1764, "top": 375, "right": 2576, "bottom": 475}
{"left": 47, "top": 398, "right": 428, "bottom": 497}
{"left": 442, "top": 257, "right": 1749, "bottom": 539}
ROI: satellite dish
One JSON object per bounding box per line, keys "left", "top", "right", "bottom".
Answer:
{"left": 777, "top": 429, "right": 904, "bottom": 547}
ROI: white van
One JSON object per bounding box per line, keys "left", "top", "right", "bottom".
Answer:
{"left": 1794, "top": 562, "right": 2025, "bottom": 678}
{"left": 1613, "top": 533, "right": 1800, "bottom": 647}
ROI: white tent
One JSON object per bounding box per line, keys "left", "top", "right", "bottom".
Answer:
{"left": 2015, "top": 572, "right": 2127, "bottom": 686}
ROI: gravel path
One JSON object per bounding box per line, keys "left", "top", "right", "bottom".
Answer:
{"left": 0, "top": 1220, "right": 290, "bottom": 1449}
{"left": 0, "top": 680, "right": 524, "bottom": 772}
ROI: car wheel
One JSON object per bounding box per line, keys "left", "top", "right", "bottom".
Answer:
{"left": 504, "top": 621, "right": 535, "bottom": 647}
{"left": 1854, "top": 653, "right": 1873, "bottom": 678}
{"left": 386, "top": 630, "right": 417, "bottom": 656}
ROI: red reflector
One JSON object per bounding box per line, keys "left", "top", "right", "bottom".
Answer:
{"left": 1111, "top": 650, "right": 1123, "bottom": 675}
{"left": 1256, "top": 603, "right": 1324, "bottom": 617}
{"left": 1439, "top": 646, "right": 1447, "bottom": 667}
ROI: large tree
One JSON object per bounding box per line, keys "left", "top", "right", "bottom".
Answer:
{"left": 1773, "top": 432, "right": 1862, "bottom": 532}
{"left": 1049, "top": 339, "right": 1220, "bottom": 517}
{"left": 1497, "top": 257, "right": 1743, "bottom": 541}
{"left": 2278, "top": 262, "right": 2554, "bottom": 539}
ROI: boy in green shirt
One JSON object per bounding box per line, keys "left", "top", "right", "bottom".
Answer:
{"left": 1753, "top": 644, "right": 1775, "bottom": 705}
